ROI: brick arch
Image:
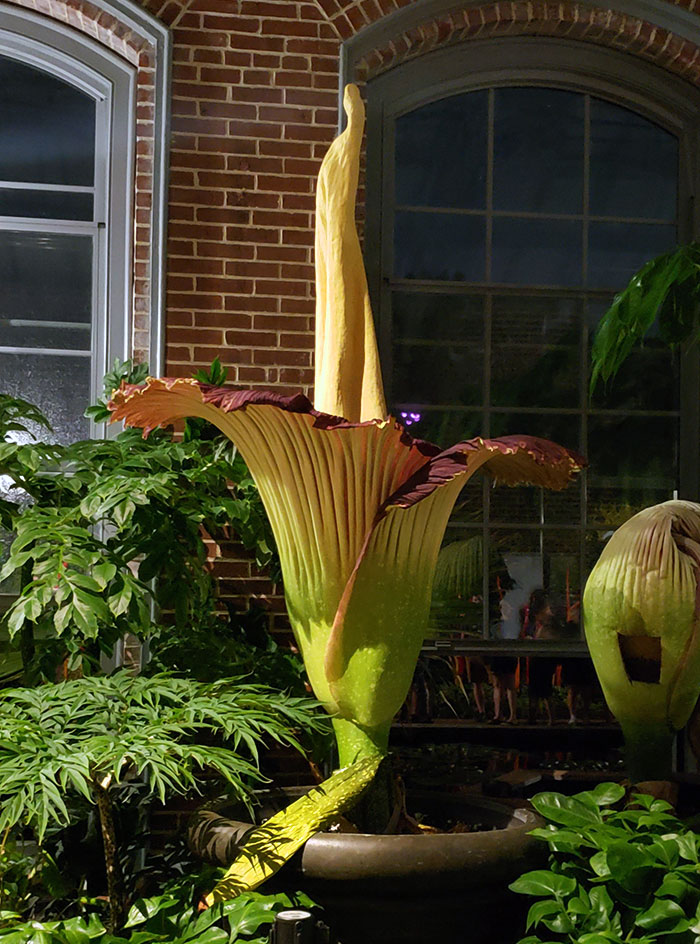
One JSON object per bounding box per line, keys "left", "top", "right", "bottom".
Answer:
{"left": 352, "top": 1, "right": 700, "bottom": 84}
{"left": 4, "top": 0, "right": 152, "bottom": 63}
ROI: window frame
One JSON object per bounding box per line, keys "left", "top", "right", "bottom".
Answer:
{"left": 365, "top": 37, "right": 700, "bottom": 650}
{"left": 0, "top": 5, "right": 136, "bottom": 440}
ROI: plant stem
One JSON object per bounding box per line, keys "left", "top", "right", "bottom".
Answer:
{"left": 18, "top": 562, "right": 35, "bottom": 684}
{"left": 622, "top": 721, "right": 675, "bottom": 783}
{"left": 332, "top": 717, "right": 389, "bottom": 768}
{"left": 92, "top": 777, "right": 127, "bottom": 934}
{"left": 332, "top": 720, "right": 394, "bottom": 832}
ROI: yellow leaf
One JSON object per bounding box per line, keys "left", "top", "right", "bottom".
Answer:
{"left": 206, "top": 754, "right": 381, "bottom": 903}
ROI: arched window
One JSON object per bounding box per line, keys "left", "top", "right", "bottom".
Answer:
{"left": 0, "top": 7, "right": 136, "bottom": 443}
{"left": 366, "top": 39, "right": 700, "bottom": 643}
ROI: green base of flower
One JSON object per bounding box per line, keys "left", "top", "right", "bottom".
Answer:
{"left": 622, "top": 721, "right": 675, "bottom": 784}
{"left": 332, "top": 717, "right": 390, "bottom": 768}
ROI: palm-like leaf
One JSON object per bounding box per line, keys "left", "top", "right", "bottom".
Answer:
{"left": 0, "top": 672, "right": 325, "bottom": 840}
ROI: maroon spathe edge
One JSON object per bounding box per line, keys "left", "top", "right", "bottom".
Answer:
{"left": 110, "top": 382, "right": 585, "bottom": 506}
{"left": 111, "top": 380, "right": 441, "bottom": 458}
{"left": 383, "top": 436, "right": 587, "bottom": 512}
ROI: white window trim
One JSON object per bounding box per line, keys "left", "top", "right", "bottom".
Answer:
{"left": 0, "top": 5, "right": 136, "bottom": 438}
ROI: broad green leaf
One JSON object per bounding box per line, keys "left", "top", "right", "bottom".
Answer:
{"left": 635, "top": 898, "right": 687, "bottom": 930}
{"left": 530, "top": 792, "right": 603, "bottom": 829}
{"left": 509, "top": 870, "right": 577, "bottom": 898}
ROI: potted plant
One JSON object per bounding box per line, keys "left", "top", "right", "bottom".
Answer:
{"left": 109, "top": 83, "right": 584, "bottom": 943}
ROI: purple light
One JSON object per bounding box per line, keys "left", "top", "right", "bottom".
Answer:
{"left": 399, "top": 411, "right": 422, "bottom": 427}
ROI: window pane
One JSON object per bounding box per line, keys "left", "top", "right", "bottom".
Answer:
{"left": 590, "top": 98, "right": 677, "bottom": 221}
{"left": 395, "top": 91, "right": 488, "bottom": 210}
{"left": 0, "top": 231, "right": 92, "bottom": 325}
{"left": 587, "top": 221, "right": 676, "bottom": 290}
{"left": 587, "top": 415, "right": 678, "bottom": 487}
{"left": 0, "top": 352, "right": 90, "bottom": 443}
{"left": 0, "top": 55, "right": 95, "bottom": 186}
{"left": 491, "top": 218, "right": 582, "bottom": 286}
{"left": 394, "top": 211, "right": 485, "bottom": 280}
{"left": 0, "top": 321, "right": 91, "bottom": 350}
{"left": 493, "top": 88, "right": 584, "bottom": 215}
{"left": 491, "top": 296, "right": 582, "bottom": 408}
{"left": 490, "top": 485, "right": 541, "bottom": 524}
{"left": 393, "top": 340, "right": 483, "bottom": 408}
{"left": 587, "top": 486, "right": 674, "bottom": 528}
{"left": 0, "top": 189, "right": 93, "bottom": 221}
{"left": 395, "top": 409, "right": 483, "bottom": 450}
{"left": 392, "top": 294, "right": 485, "bottom": 408}
{"left": 392, "top": 292, "right": 485, "bottom": 343}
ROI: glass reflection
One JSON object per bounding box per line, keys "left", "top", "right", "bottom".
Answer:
{"left": 394, "top": 211, "right": 485, "bottom": 281}
{"left": 0, "top": 55, "right": 95, "bottom": 186}
{"left": 494, "top": 87, "right": 584, "bottom": 215}
{"left": 395, "top": 91, "right": 488, "bottom": 210}
{"left": 590, "top": 98, "right": 677, "bottom": 221}
{"left": 491, "top": 217, "right": 582, "bottom": 286}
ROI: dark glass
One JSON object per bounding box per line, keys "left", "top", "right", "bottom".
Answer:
{"left": 490, "top": 485, "right": 542, "bottom": 524}
{"left": 392, "top": 292, "right": 485, "bottom": 342}
{"left": 544, "top": 480, "right": 581, "bottom": 524}
{"left": 590, "top": 98, "right": 678, "bottom": 221}
{"left": 0, "top": 351, "right": 90, "bottom": 443}
{"left": 493, "top": 88, "right": 584, "bottom": 215}
{"left": 489, "top": 412, "right": 581, "bottom": 457}
{"left": 587, "top": 486, "right": 674, "bottom": 528}
{"left": 587, "top": 415, "right": 678, "bottom": 486}
{"left": 491, "top": 296, "right": 582, "bottom": 408}
{"left": 491, "top": 218, "right": 582, "bottom": 286}
{"left": 587, "top": 222, "right": 677, "bottom": 290}
{"left": 1, "top": 321, "right": 91, "bottom": 350}
{"left": 0, "top": 189, "right": 93, "bottom": 221}
{"left": 393, "top": 340, "right": 483, "bottom": 408}
{"left": 394, "top": 211, "right": 485, "bottom": 281}
{"left": 395, "top": 91, "right": 488, "bottom": 210}
{"left": 430, "top": 532, "right": 485, "bottom": 638}
{"left": 393, "top": 409, "right": 483, "bottom": 450}
{"left": 0, "top": 55, "right": 95, "bottom": 186}
{"left": 0, "top": 231, "right": 92, "bottom": 325}
{"left": 448, "top": 477, "right": 485, "bottom": 524}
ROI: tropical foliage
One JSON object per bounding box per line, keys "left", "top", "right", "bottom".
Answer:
{"left": 590, "top": 241, "right": 700, "bottom": 391}
{"left": 0, "top": 673, "right": 324, "bottom": 931}
{"left": 511, "top": 784, "right": 700, "bottom": 944}
{"left": 0, "top": 359, "right": 278, "bottom": 681}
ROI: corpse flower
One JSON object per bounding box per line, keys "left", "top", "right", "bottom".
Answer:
{"left": 584, "top": 500, "right": 700, "bottom": 781}
{"left": 110, "top": 85, "right": 583, "bottom": 769}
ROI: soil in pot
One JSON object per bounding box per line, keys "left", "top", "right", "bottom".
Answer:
{"left": 189, "top": 789, "right": 545, "bottom": 944}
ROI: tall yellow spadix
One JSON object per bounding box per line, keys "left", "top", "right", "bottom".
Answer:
{"left": 313, "top": 84, "right": 387, "bottom": 423}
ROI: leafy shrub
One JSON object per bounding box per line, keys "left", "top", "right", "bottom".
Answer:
{"left": 511, "top": 783, "right": 700, "bottom": 943}
{"left": 0, "top": 888, "right": 315, "bottom": 944}
{"left": 0, "top": 673, "right": 325, "bottom": 931}
{"left": 0, "top": 359, "right": 279, "bottom": 681}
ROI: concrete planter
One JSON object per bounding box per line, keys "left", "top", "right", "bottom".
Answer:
{"left": 189, "top": 790, "right": 544, "bottom": 944}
